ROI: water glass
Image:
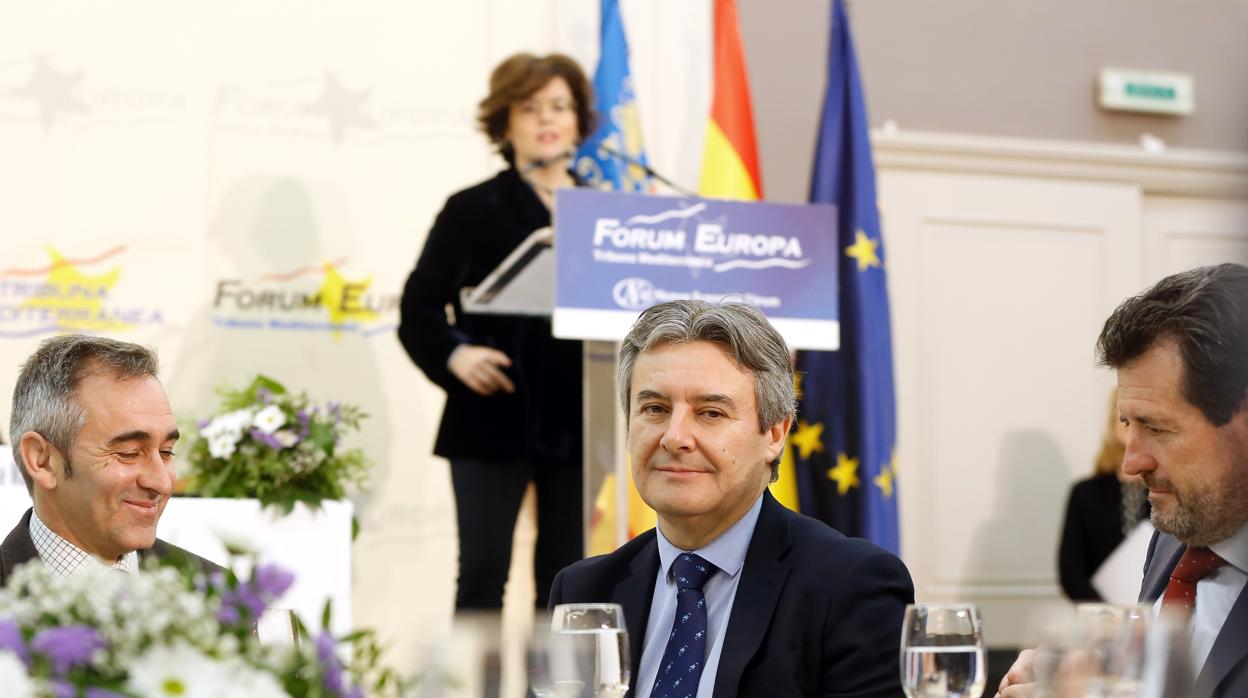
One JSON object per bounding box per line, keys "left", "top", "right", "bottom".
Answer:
{"left": 900, "top": 604, "right": 986, "bottom": 698}
{"left": 256, "top": 608, "right": 300, "bottom": 647}
{"left": 1033, "top": 603, "right": 1160, "bottom": 698}
{"left": 542, "top": 603, "right": 630, "bottom": 698}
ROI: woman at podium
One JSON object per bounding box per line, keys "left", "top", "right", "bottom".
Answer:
{"left": 398, "top": 53, "right": 594, "bottom": 610}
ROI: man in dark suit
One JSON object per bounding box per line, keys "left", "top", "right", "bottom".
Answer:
{"left": 998, "top": 263, "right": 1248, "bottom": 698}
{"left": 550, "top": 300, "right": 914, "bottom": 698}
{"left": 3, "top": 335, "right": 212, "bottom": 585}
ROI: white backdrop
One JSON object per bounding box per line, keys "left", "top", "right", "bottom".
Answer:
{"left": 0, "top": 0, "right": 715, "bottom": 675}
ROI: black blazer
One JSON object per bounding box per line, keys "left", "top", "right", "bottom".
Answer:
{"left": 398, "top": 168, "right": 582, "bottom": 466}
{"left": 1140, "top": 531, "right": 1248, "bottom": 698}
{"left": 1058, "top": 474, "right": 1149, "bottom": 601}
{"left": 549, "top": 491, "right": 915, "bottom": 697}
{"left": 0, "top": 508, "right": 221, "bottom": 586}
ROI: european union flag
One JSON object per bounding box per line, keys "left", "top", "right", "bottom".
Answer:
{"left": 791, "top": 0, "right": 899, "bottom": 554}
{"left": 574, "top": 0, "right": 650, "bottom": 192}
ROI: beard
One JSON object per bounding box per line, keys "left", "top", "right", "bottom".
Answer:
{"left": 1146, "top": 470, "right": 1248, "bottom": 546}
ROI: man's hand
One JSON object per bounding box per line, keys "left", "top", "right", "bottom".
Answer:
{"left": 448, "top": 345, "right": 515, "bottom": 396}
{"left": 995, "top": 648, "right": 1035, "bottom": 697}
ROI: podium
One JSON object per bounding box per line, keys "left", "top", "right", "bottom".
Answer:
{"left": 463, "top": 189, "right": 842, "bottom": 552}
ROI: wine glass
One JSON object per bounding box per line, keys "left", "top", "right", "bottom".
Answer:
{"left": 545, "top": 603, "right": 630, "bottom": 697}
{"left": 900, "top": 604, "right": 986, "bottom": 698}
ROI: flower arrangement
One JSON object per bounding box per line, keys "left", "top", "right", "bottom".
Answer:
{"left": 0, "top": 556, "right": 405, "bottom": 697}
{"left": 184, "top": 375, "right": 370, "bottom": 513}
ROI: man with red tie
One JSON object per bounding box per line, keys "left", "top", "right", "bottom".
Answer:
{"left": 998, "top": 263, "right": 1248, "bottom": 697}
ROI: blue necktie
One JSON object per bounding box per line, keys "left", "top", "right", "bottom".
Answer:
{"left": 651, "top": 552, "right": 717, "bottom": 698}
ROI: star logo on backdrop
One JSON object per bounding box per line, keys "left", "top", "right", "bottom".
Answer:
{"left": 317, "top": 261, "right": 378, "bottom": 336}
{"left": 18, "top": 247, "right": 127, "bottom": 332}
{"left": 873, "top": 451, "right": 897, "bottom": 499}
{"left": 844, "top": 230, "right": 881, "bottom": 271}
{"left": 17, "top": 55, "right": 90, "bottom": 131}
{"left": 789, "top": 419, "right": 825, "bottom": 460}
{"left": 306, "top": 73, "right": 375, "bottom": 145}
{"left": 827, "top": 452, "right": 860, "bottom": 495}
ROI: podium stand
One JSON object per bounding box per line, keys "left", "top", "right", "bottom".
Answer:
{"left": 459, "top": 226, "right": 619, "bottom": 556}
{"left": 465, "top": 188, "right": 842, "bottom": 554}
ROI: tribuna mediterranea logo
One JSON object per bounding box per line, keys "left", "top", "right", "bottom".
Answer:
{"left": 0, "top": 246, "right": 165, "bottom": 338}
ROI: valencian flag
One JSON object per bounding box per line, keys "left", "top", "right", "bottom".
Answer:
{"left": 698, "top": 0, "right": 763, "bottom": 201}
{"left": 578, "top": 0, "right": 660, "bottom": 554}
{"left": 575, "top": 0, "right": 650, "bottom": 192}
{"left": 789, "top": 0, "right": 900, "bottom": 553}
{"left": 697, "top": 0, "right": 804, "bottom": 512}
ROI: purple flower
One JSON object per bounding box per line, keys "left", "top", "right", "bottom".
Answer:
{"left": 0, "top": 618, "right": 28, "bottom": 664}
{"left": 257, "top": 387, "right": 272, "bottom": 404}
{"left": 85, "top": 689, "right": 128, "bottom": 698}
{"left": 218, "top": 603, "right": 241, "bottom": 625}
{"left": 250, "top": 428, "right": 284, "bottom": 450}
{"left": 253, "top": 563, "right": 296, "bottom": 601}
{"left": 196, "top": 417, "right": 211, "bottom": 429}
{"left": 32, "top": 625, "right": 104, "bottom": 675}
{"left": 317, "top": 632, "right": 347, "bottom": 695}
{"left": 234, "top": 586, "right": 267, "bottom": 617}
{"left": 48, "top": 679, "right": 75, "bottom": 698}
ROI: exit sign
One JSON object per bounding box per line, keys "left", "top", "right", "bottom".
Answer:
{"left": 1099, "top": 68, "right": 1194, "bottom": 115}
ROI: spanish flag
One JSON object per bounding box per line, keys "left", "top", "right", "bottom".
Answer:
{"left": 696, "top": 0, "right": 800, "bottom": 512}
{"left": 699, "top": 0, "right": 763, "bottom": 201}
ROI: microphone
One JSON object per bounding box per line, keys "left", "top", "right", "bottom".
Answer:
{"left": 522, "top": 150, "right": 574, "bottom": 174}
{"left": 595, "top": 144, "right": 697, "bottom": 197}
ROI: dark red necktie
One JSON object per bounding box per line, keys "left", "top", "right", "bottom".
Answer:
{"left": 1160, "top": 546, "right": 1225, "bottom": 613}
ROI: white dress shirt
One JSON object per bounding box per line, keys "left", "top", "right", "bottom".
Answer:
{"left": 634, "top": 493, "right": 763, "bottom": 698}
{"left": 1151, "top": 523, "right": 1248, "bottom": 674}
{"left": 29, "top": 509, "right": 138, "bottom": 575}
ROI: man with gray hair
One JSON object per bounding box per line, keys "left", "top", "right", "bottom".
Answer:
{"left": 2, "top": 335, "right": 209, "bottom": 584}
{"left": 550, "top": 300, "right": 913, "bottom": 697}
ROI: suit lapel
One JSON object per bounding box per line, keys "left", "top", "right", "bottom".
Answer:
{"left": 611, "top": 533, "right": 659, "bottom": 693}
{"left": 712, "top": 492, "right": 792, "bottom": 698}
{"left": 1195, "top": 572, "right": 1248, "bottom": 694}
{"left": 0, "top": 509, "right": 40, "bottom": 586}
{"left": 1140, "top": 532, "right": 1184, "bottom": 602}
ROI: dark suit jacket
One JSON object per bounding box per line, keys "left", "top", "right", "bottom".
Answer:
{"left": 1140, "top": 530, "right": 1248, "bottom": 697}
{"left": 0, "top": 509, "right": 221, "bottom": 586}
{"left": 549, "top": 491, "right": 915, "bottom": 698}
{"left": 398, "top": 167, "right": 582, "bottom": 466}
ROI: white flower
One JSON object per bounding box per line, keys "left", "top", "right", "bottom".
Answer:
{"left": 252, "top": 405, "right": 286, "bottom": 435}
{"left": 273, "top": 429, "right": 300, "bottom": 448}
{"left": 207, "top": 434, "right": 237, "bottom": 460}
{"left": 230, "top": 662, "right": 290, "bottom": 698}
{"left": 127, "top": 642, "right": 234, "bottom": 698}
{"left": 0, "top": 652, "right": 35, "bottom": 698}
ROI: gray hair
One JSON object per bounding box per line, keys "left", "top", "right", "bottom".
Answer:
{"left": 618, "top": 300, "right": 796, "bottom": 481}
{"left": 10, "top": 335, "right": 160, "bottom": 493}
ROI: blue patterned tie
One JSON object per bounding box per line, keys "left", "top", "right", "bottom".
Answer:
{"left": 651, "top": 552, "right": 717, "bottom": 698}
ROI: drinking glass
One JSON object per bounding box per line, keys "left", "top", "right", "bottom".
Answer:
{"left": 543, "top": 603, "right": 630, "bottom": 698}
{"left": 1033, "top": 603, "right": 1157, "bottom": 698}
{"left": 256, "top": 608, "right": 300, "bottom": 647}
{"left": 900, "top": 604, "right": 986, "bottom": 698}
